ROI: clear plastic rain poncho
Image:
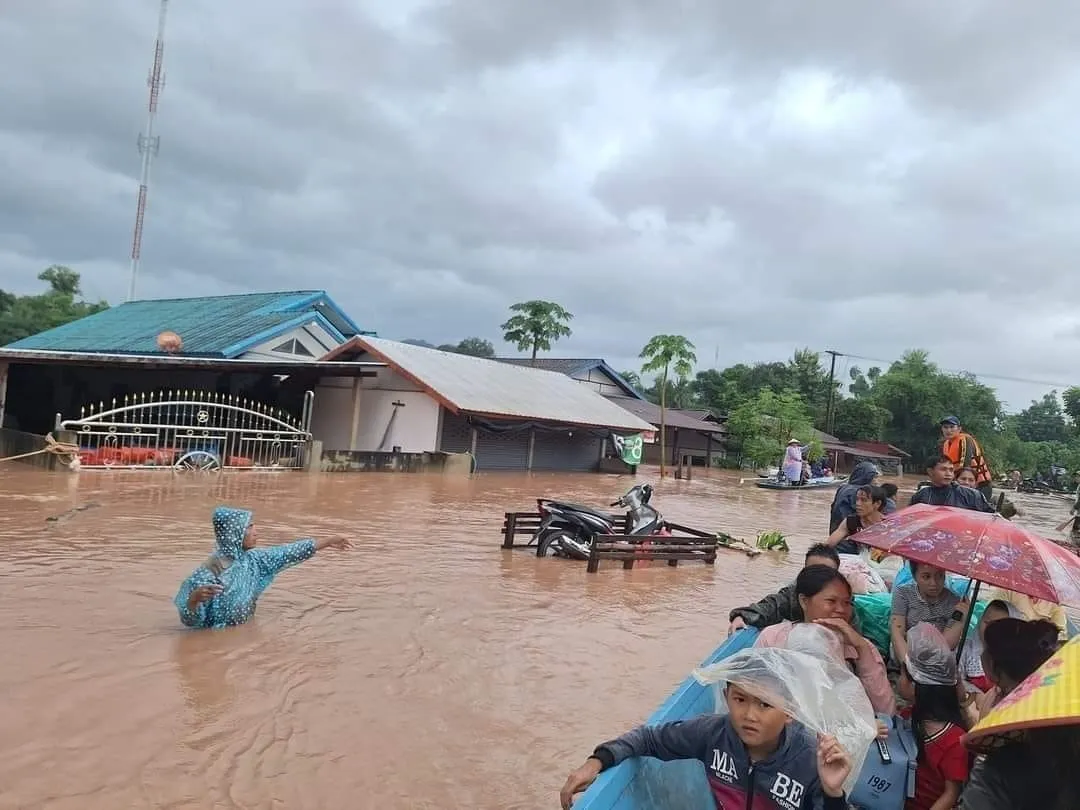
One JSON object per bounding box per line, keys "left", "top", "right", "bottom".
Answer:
{"left": 693, "top": 623, "right": 878, "bottom": 793}
{"left": 904, "top": 622, "right": 958, "bottom": 686}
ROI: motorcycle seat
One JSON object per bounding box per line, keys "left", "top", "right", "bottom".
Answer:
{"left": 544, "top": 501, "right": 614, "bottom": 520}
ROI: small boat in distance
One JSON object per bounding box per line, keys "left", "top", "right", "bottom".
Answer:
{"left": 756, "top": 475, "right": 846, "bottom": 491}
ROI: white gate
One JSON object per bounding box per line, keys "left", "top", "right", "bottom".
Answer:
{"left": 57, "top": 389, "right": 314, "bottom": 471}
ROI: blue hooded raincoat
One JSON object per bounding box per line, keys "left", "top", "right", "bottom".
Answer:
{"left": 174, "top": 506, "right": 316, "bottom": 629}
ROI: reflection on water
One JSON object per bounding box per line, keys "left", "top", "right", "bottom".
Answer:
{"left": 0, "top": 468, "right": 1073, "bottom": 808}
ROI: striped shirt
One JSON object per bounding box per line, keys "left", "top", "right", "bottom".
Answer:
{"left": 891, "top": 583, "right": 960, "bottom": 632}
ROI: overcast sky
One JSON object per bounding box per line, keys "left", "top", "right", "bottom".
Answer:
{"left": 2, "top": 2, "right": 1079, "bottom": 411}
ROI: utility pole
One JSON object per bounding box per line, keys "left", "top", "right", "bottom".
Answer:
{"left": 824, "top": 350, "right": 842, "bottom": 434}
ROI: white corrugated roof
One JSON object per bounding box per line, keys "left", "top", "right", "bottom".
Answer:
{"left": 328, "top": 337, "right": 655, "bottom": 432}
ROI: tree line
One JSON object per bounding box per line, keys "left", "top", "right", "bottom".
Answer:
{"left": 0, "top": 267, "right": 107, "bottom": 346}
{"left": 625, "top": 345, "right": 1080, "bottom": 477}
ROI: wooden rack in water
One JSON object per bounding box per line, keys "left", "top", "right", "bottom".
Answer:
{"left": 501, "top": 511, "right": 759, "bottom": 573}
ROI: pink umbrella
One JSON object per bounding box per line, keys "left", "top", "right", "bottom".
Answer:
{"left": 853, "top": 504, "right": 1080, "bottom": 608}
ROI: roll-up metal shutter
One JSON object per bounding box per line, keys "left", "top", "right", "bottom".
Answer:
{"left": 531, "top": 430, "right": 602, "bottom": 472}
{"left": 438, "top": 410, "right": 472, "bottom": 453}
{"left": 474, "top": 428, "right": 530, "bottom": 470}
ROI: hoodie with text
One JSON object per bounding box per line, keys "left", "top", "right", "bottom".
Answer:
{"left": 592, "top": 714, "right": 847, "bottom": 810}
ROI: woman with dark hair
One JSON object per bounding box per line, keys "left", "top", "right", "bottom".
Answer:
{"left": 958, "top": 618, "right": 1061, "bottom": 810}
{"left": 755, "top": 565, "right": 895, "bottom": 714}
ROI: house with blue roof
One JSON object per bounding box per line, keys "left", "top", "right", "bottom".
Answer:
{"left": 4, "top": 290, "right": 372, "bottom": 359}
{"left": 0, "top": 290, "right": 378, "bottom": 445}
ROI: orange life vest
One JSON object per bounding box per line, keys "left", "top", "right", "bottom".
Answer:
{"left": 943, "top": 433, "right": 992, "bottom": 486}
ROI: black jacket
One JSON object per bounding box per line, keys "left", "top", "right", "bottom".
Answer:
{"left": 909, "top": 483, "right": 995, "bottom": 512}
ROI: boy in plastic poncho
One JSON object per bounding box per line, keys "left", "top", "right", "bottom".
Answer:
{"left": 175, "top": 506, "right": 353, "bottom": 629}
{"left": 559, "top": 664, "right": 853, "bottom": 810}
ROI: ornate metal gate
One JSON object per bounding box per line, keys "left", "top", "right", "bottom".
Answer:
{"left": 56, "top": 390, "right": 314, "bottom": 471}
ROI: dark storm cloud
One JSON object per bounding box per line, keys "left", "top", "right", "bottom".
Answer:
{"left": 1, "top": 1, "right": 1079, "bottom": 409}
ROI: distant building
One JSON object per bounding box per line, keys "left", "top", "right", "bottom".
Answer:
{"left": 495, "top": 358, "right": 726, "bottom": 466}
{"left": 318, "top": 339, "right": 654, "bottom": 472}
{"left": 813, "top": 429, "right": 909, "bottom": 476}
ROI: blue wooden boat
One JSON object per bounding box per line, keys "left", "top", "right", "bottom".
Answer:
{"left": 573, "top": 615, "right": 1079, "bottom": 809}
{"left": 572, "top": 628, "right": 760, "bottom": 810}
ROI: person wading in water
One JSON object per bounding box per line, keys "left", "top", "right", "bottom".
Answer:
{"left": 940, "top": 415, "right": 994, "bottom": 503}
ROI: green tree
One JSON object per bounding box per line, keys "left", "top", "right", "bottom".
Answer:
{"left": 727, "top": 389, "right": 820, "bottom": 469}
{"left": 644, "top": 376, "right": 699, "bottom": 409}
{"left": 0, "top": 266, "right": 108, "bottom": 346}
{"left": 1013, "top": 392, "right": 1070, "bottom": 444}
{"left": 640, "top": 334, "right": 697, "bottom": 477}
{"left": 1062, "top": 386, "right": 1080, "bottom": 428}
{"left": 500, "top": 300, "right": 573, "bottom": 363}
{"left": 690, "top": 361, "right": 793, "bottom": 416}
{"left": 848, "top": 365, "right": 881, "bottom": 399}
{"left": 830, "top": 397, "right": 889, "bottom": 442}
{"left": 787, "top": 348, "right": 837, "bottom": 420}
{"left": 867, "top": 350, "right": 1001, "bottom": 465}
{"left": 620, "top": 370, "right": 643, "bottom": 392}
{"left": 443, "top": 337, "right": 495, "bottom": 358}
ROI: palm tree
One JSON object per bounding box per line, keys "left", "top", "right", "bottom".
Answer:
{"left": 640, "top": 334, "right": 697, "bottom": 477}
{"left": 500, "top": 300, "right": 573, "bottom": 364}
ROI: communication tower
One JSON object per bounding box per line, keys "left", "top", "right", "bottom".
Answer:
{"left": 127, "top": 0, "right": 170, "bottom": 302}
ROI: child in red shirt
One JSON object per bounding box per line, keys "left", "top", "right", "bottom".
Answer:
{"left": 899, "top": 623, "right": 970, "bottom": 810}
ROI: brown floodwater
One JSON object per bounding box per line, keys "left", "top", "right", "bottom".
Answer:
{"left": 0, "top": 468, "right": 1073, "bottom": 809}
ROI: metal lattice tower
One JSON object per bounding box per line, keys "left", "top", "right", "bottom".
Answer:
{"left": 127, "top": 0, "right": 170, "bottom": 302}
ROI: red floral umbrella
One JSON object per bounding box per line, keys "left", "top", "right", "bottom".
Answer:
{"left": 854, "top": 504, "right": 1080, "bottom": 607}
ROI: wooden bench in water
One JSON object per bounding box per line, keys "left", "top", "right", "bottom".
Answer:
{"left": 500, "top": 511, "right": 758, "bottom": 573}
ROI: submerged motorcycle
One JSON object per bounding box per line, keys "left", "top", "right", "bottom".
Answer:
{"left": 533, "top": 484, "right": 665, "bottom": 560}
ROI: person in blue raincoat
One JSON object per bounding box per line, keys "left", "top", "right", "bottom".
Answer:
{"left": 175, "top": 506, "right": 353, "bottom": 629}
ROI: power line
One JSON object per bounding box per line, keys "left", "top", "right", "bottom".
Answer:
{"left": 836, "top": 351, "right": 1079, "bottom": 392}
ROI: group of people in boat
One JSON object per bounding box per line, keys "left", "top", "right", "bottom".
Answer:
{"left": 560, "top": 416, "right": 1076, "bottom": 809}
{"left": 780, "top": 439, "right": 833, "bottom": 485}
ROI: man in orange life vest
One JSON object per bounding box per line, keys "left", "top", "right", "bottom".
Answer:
{"left": 940, "top": 415, "right": 994, "bottom": 503}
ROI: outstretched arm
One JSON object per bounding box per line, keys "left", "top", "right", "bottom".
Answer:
{"left": 251, "top": 537, "right": 353, "bottom": 578}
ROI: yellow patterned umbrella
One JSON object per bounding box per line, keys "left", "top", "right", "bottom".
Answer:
{"left": 964, "top": 635, "right": 1080, "bottom": 752}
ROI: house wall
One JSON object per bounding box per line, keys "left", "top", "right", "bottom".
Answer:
{"left": 569, "top": 367, "right": 631, "bottom": 398}
{"left": 310, "top": 369, "right": 440, "bottom": 453}
{"left": 242, "top": 322, "right": 342, "bottom": 361}
{"left": 438, "top": 409, "right": 602, "bottom": 472}
{"left": 642, "top": 427, "right": 725, "bottom": 465}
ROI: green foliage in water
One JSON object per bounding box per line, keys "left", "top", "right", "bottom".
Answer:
{"left": 754, "top": 531, "right": 790, "bottom": 552}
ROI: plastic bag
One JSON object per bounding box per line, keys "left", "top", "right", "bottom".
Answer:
{"left": 693, "top": 627, "right": 877, "bottom": 794}
{"left": 839, "top": 553, "right": 889, "bottom": 594}
{"left": 905, "top": 623, "right": 957, "bottom": 686}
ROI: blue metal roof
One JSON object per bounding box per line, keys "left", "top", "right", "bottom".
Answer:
{"left": 4, "top": 290, "right": 372, "bottom": 358}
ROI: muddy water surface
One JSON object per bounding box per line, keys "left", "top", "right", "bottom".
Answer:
{"left": 0, "top": 469, "right": 1072, "bottom": 809}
